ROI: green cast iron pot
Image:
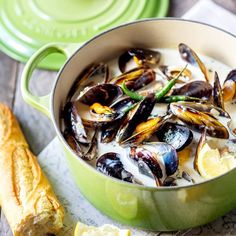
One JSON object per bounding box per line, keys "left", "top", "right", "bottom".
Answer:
{"left": 21, "top": 19, "right": 236, "bottom": 231}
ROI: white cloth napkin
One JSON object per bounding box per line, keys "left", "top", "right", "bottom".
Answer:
{"left": 38, "top": 1, "right": 236, "bottom": 235}
{"left": 183, "top": 0, "right": 236, "bottom": 35}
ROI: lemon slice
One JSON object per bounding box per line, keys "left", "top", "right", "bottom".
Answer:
{"left": 197, "top": 143, "right": 236, "bottom": 179}
{"left": 74, "top": 222, "right": 131, "bottom": 236}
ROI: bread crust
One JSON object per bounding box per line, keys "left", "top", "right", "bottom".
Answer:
{"left": 0, "top": 104, "right": 64, "bottom": 236}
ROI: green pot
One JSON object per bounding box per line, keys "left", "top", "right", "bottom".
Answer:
{"left": 21, "top": 19, "right": 236, "bottom": 231}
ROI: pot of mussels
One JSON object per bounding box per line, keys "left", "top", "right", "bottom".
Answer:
{"left": 21, "top": 19, "right": 236, "bottom": 231}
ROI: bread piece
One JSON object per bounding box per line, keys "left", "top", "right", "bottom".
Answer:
{"left": 0, "top": 104, "right": 64, "bottom": 236}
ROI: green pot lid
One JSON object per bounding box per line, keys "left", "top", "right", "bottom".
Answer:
{"left": 0, "top": 0, "right": 169, "bottom": 70}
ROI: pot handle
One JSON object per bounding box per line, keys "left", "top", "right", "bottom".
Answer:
{"left": 21, "top": 43, "right": 78, "bottom": 118}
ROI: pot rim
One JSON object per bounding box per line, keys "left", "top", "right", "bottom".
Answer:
{"left": 51, "top": 17, "right": 236, "bottom": 191}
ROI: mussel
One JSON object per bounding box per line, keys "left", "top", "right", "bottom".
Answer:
{"left": 110, "top": 67, "right": 155, "bottom": 91}
{"left": 163, "top": 177, "right": 177, "bottom": 186}
{"left": 156, "top": 122, "right": 193, "bottom": 151}
{"left": 213, "top": 72, "right": 224, "bottom": 109}
{"left": 169, "top": 101, "right": 230, "bottom": 118}
{"left": 74, "top": 84, "right": 123, "bottom": 127}
{"left": 118, "top": 48, "right": 161, "bottom": 73}
{"left": 101, "top": 122, "right": 122, "bottom": 143}
{"left": 101, "top": 97, "right": 136, "bottom": 143}
{"left": 170, "top": 102, "right": 229, "bottom": 139}
{"left": 116, "top": 93, "right": 156, "bottom": 143}
{"left": 122, "top": 115, "right": 171, "bottom": 145}
{"left": 64, "top": 130, "right": 83, "bottom": 158}
{"left": 223, "top": 69, "right": 236, "bottom": 101}
{"left": 63, "top": 102, "right": 89, "bottom": 144}
{"left": 178, "top": 43, "right": 209, "bottom": 82}
{"left": 172, "top": 81, "right": 212, "bottom": 100}
{"left": 160, "top": 65, "right": 192, "bottom": 83}
{"left": 129, "top": 143, "right": 178, "bottom": 186}
{"left": 63, "top": 127, "right": 98, "bottom": 161}
{"left": 78, "top": 84, "right": 122, "bottom": 106}
{"left": 81, "top": 129, "right": 98, "bottom": 161}
{"left": 68, "top": 63, "right": 109, "bottom": 101}
{"left": 96, "top": 152, "right": 138, "bottom": 183}
{"left": 194, "top": 129, "right": 206, "bottom": 172}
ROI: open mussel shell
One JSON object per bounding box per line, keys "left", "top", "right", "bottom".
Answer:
{"left": 64, "top": 129, "right": 83, "bottom": 158}
{"left": 171, "top": 101, "right": 230, "bottom": 119}
{"left": 213, "top": 72, "right": 224, "bottom": 110}
{"left": 172, "top": 80, "right": 212, "bottom": 100}
{"left": 81, "top": 129, "right": 98, "bottom": 161}
{"left": 163, "top": 176, "right": 177, "bottom": 186}
{"left": 178, "top": 43, "right": 209, "bottom": 82}
{"left": 156, "top": 122, "right": 193, "bottom": 152}
{"left": 170, "top": 102, "right": 229, "bottom": 139}
{"left": 160, "top": 65, "right": 192, "bottom": 83}
{"left": 118, "top": 48, "right": 161, "bottom": 73}
{"left": 129, "top": 142, "right": 178, "bottom": 183}
{"left": 79, "top": 84, "right": 122, "bottom": 106}
{"left": 110, "top": 96, "right": 136, "bottom": 114}
{"left": 100, "top": 121, "right": 122, "bottom": 143}
{"left": 110, "top": 67, "right": 155, "bottom": 91}
{"left": 122, "top": 115, "right": 172, "bottom": 145}
{"left": 64, "top": 127, "right": 98, "bottom": 161}
{"left": 223, "top": 69, "right": 236, "bottom": 101}
{"left": 116, "top": 93, "right": 156, "bottom": 143}
{"left": 96, "top": 152, "right": 136, "bottom": 183}
{"left": 74, "top": 84, "right": 123, "bottom": 127}
{"left": 101, "top": 97, "right": 136, "bottom": 143}
{"left": 63, "top": 102, "right": 89, "bottom": 144}
{"left": 194, "top": 129, "right": 206, "bottom": 172}
{"left": 68, "top": 63, "right": 109, "bottom": 101}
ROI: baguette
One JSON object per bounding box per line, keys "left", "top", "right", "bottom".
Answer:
{"left": 0, "top": 103, "right": 64, "bottom": 236}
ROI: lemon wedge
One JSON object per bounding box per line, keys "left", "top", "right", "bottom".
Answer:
{"left": 74, "top": 222, "right": 131, "bottom": 236}
{"left": 197, "top": 143, "right": 236, "bottom": 179}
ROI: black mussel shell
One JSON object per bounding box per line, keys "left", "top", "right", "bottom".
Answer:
{"left": 71, "top": 104, "right": 89, "bottom": 144}
{"left": 170, "top": 102, "right": 229, "bottom": 139}
{"left": 125, "top": 68, "right": 155, "bottom": 91}
{"left": 63, "top": 129, "right": 82, "bottom": 158}
{"left": 79, "top": 84, "right": 123, "bottom": 106}
{"left": 110, "top": 97, "right": 136, "bottom": 114}
{"left": 96, "top": 152, "right": 134, "bottom": 183}
{"left": 100, "top": 119, "right": 123, "bottom": 143}
{"left": 100, "top": 97, "right": 136, "bottom": 143}
{"left": 171, "top": 101, "right": 230, "bottom": 119}
{"left": 129, "top": 146, "right": 163, "bottom": 179}
{"left": 116, "top": 93, "right": 156, "bottom": 143}
{"left": 62, "top": 101, "right": 73, "bottom": 131}
{"left": 182, "top": 171, "right": 195, "bottom": 183}
{"left": 129, "top": 143, "right": 178, "bottom": 178}
{"left": 172, "top": 81, "right": 212, "bottom": 100}
{"left": 72, "top": 84, "right": 123, "bottom": 128}
{"left": 178, "top": 43, "right": 209, "bottom": 82}
{"left": 82, "top": 129, "right": 98, "bottom": 161}
{"left": 110, "top": 67, "right": 155, "bottom": 91}
{"left": 159, "top": 65, "right": 192, "bottom": 83}
{"left": 68, "top": 63, "right": 109, "bottom": 101}
{"left": 129, "top": 48, "right": 161, "bottom": 65}
{"left": 225, "top": 69, "right": 236, "bottom": 83}
{"left": 223, "top": 69, "right": 236, "bottom": 101}
{"left": 163, "top": 177, "right": 177, "bottom": 186}
{"left": 118, "top": 48, "right": 161, "bottom": 73}
{"left": 213, "top": 72, "right": 224, "bottom": 110}
{"left": 156, "top": 122, "right": 193, "bottom": 152}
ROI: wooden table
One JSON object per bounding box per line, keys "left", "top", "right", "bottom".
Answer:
{"left": 0, "top": 0, "right": 234, "bottom": 235}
